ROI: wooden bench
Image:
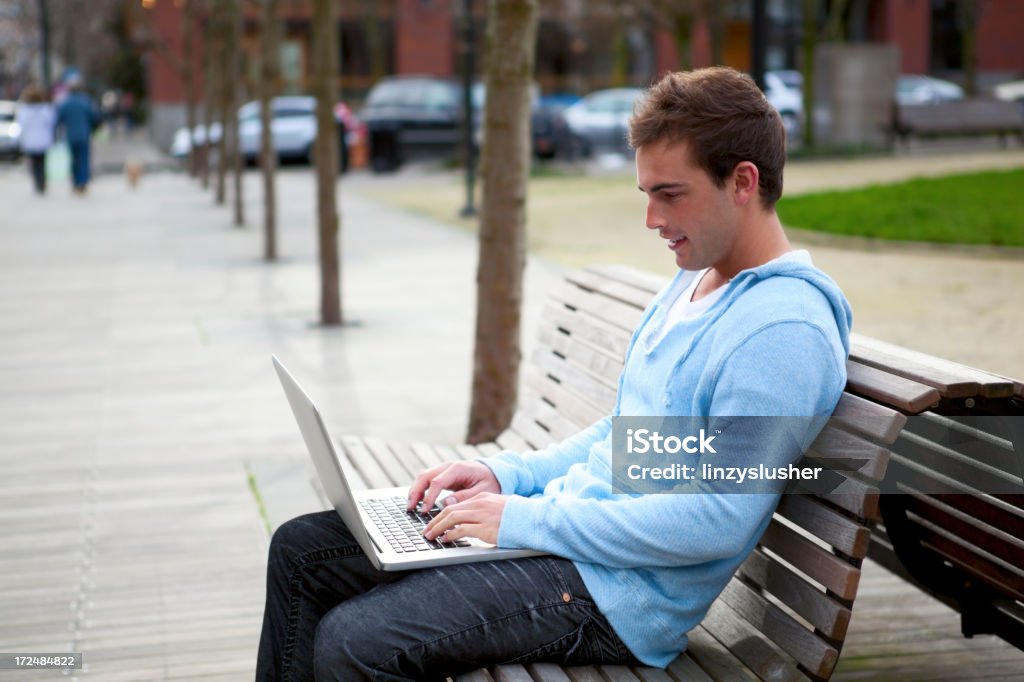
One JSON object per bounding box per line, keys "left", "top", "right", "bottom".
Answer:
{"left": 848, "top": 335, "right": 1024, "bottom": 651}
{"left": 328, "top": 264, "right": 925, "bottom": 681}
{"left": 891, "top": 98, "right": 1024, "bottom": 149}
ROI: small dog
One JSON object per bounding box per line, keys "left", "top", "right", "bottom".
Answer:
{"left": 124, "top": 160, "right": 143, "bottom": 188}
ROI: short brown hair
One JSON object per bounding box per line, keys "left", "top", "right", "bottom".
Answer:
{"left": 629, "top": 67, "right": 786, "bottom": 210}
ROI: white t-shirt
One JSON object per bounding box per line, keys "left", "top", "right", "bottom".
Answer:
{"left": 647, "top": 269, "right": 726, "bottom": 346}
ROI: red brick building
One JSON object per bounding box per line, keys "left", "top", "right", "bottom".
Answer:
{"left": 145, "top": 0, "right": 1024, "bottom": 148}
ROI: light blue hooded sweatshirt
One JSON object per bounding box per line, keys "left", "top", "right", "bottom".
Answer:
{"left": 480, "top": 250, "right": 852, "bottom": 668}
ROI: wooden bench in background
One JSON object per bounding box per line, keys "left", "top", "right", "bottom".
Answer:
{"left": 891, "top": 98, "right": 1024, "bottom": 149}
{"left": 329, "top": 265, "right": 1022, "bottom": 680}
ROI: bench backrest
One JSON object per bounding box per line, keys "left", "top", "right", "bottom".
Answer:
{"left": 894, "top": 98, "right": 1024, "bottom": 135}
{"left": 498, "top": 265, "right": 907, "bottom": 680}
{"left": 849, "top": 336, "right": 1024, "bottom": 647}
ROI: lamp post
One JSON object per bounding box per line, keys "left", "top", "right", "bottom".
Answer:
{"left": 459, "top": 0, "right": 477, "bottom": 218}
{"left": 38, "top": 0, "right": 52, "bottom": 90}
{"left": 751, "top": 0, "right": 767, "bottom": 91}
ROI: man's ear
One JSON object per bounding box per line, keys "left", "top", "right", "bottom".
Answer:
{"left": 731, "top": 161, "right": 760, "bottom": 207}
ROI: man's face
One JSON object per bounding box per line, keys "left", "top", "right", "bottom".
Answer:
{"left": 636, "top": 139, "right": 740, "bottom": 271}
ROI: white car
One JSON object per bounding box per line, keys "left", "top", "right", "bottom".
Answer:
{"left": 895, "top": 75, "right": 964, "bottom": 105}
{"left": 0, "top": 100, "right": 21, "bottom": 159}
{"left": 993, "top": 79, "right": 1024, "bottom": 104}
{"left": 170, "top": 96, "right": 359, "bottom": 170}
{"left": 561, "top": 88, "right": 646, "bottom": 156}
{"left": 764, "top": 72, "right": 803, "bottom": 138}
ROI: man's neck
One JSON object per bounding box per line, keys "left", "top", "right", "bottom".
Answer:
{"left": 714, "top": 211, "right": 791, "bottom": 282}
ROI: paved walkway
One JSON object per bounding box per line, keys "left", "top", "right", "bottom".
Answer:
{"left": 0, "top": 165, "right": 561, "bottom": 679}
{"left": 0, "top": 150, "right": 1021, "bottom": 679}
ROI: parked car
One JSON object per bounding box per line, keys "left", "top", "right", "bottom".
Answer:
{"left": 531, "top": 93, "right": 580, "bottom": 159}
{"left": 993, "top": 79, "right": 1024, "bottom": 105}
{"left": 764, "top": 72, "right": 804, "bottom": 138}
{"left": 0, "top": 100, "right": 21, "bottom": 160}
{"left": 561, "top": 87, "right": 646, "bottom": 157}
{"left": 170, "top": 96, "right": 360, "bottom": 172}
{"left": 362, "top": 76, "right": 469, "bottom": 172}
{"left": 767, "top": 69, "right": 804, "bottom": 93}
{"left": 895, "top": 75, "right": 964, "bottom": 105}
{"left": 364, "top": 76, "right": 560, "bottom": 171}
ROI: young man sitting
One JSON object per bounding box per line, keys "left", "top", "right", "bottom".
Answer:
{"left": 256, "top": 66, "right": 851, "bottom": 681}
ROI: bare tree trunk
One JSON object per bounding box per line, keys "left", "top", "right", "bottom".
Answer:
{"left": 182, "top": 0, "right": 198, "bottom": 178}
{"left": 466, "top": 0, "right": 539, "bottom": 444}
{"left": 958, "top": 0, "right": 979, "bottom": 96}
{"left": 260, "top": 0, "right": 281, "bottom": 260}
{"left": 312, "top": 0, "right": 342, "bottom": 325}
{"left": 229, "top": 0, "right": 245, "bottom": 227}
{"left": 801, "top": 0, "right": 817, "bottom": 148}
{"left": 200, "top": 40, "right": 213, "bottom": 189}
{"left": 213, "top": 8, "right": 228, "bottom": 206}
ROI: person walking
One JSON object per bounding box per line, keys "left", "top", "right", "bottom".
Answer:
{"left": 15, "top": 84, "right": 56, "bottom": 195}
{"left": 55, "top": 75, "right": 99, "bottom": 194}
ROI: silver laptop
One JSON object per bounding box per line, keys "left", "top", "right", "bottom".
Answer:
{"left": 272, "top": 355, "right": 545, "bottom": 571}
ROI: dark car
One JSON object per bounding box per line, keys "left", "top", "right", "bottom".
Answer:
{"left": 363, "top": 76, "right": 568, "bottom": 172}
{"left": 362, "top": 76, "right": 467, "bottom": 173}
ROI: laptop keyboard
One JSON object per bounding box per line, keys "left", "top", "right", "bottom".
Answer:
{"left": 360, "top": 496, "right": 471, "bottom": 553}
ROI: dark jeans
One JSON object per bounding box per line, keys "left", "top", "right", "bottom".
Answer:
{"left": 68, "top": 140, "right": 90, "bottom": 189}
{"left": 256, "top": 511, "right": 635, "bottom": 681}
{"left": 27, "top": 153, "right": 46, "bottom": 193}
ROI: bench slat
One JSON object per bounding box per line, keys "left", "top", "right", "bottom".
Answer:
{"left": 901, "top": 492, "right": 1024, "bottom": 575}
{"left": 776, "top": 494, "right": 872, "bottom": 559}
{"left": 338, "top": 436, "right": 393, "bottom": 489}
{"left": 541, "top": 301, "right": 633, "bottom": 359}
{"left": 831, "top": 393, "right": 907, "bottom": 444}
{"left": 524, "top": 365, "right": 607, "bottom": 428}
{"left": 537, "top": 326, "right": 625, "bottom": 388}
{"left": 663, "top": 653, "right": 716, "bottom": 682}
{"left": 531, "top": 347, "right": 618, "bottom": 413}
{"left": 681, "top": 627, "right": 763, "bottom": 682}
{"left": 491, "top": 666, "right": 535, "bottom": 682}
{"left": 547, "top": 281, "right": 647, "bottom": 333}
{"left": 760, "top": 521, "right": 861, "bottom": 600}
{"left": 905, "top": 414, "right": 1021, "bottom": 479}
{"left": 737, "top": 548, "right": 852, "bottom": 641}
{"left": 717, "top": 576, "right": 840, "bottom": 679}
{"left": 410, "top": 441, "right": 447, "bottom": 469}
{"left": 361, "top": 436, "right": 418, "bottom": 484}
{"left": 566, "top": 269, "right": 660, "bottom": 310}
{"left": 850, "top": 336, "right": 1011, "bottom": 401}
{"left": 845, "top": 360, "right": 941, "bottom": 413}
{"left": 510, "top": 412, "right": 559, "bottom": 450}
{"left": 524, "top": 663, "right": 573, "bottom": 682}
{"left": 807, "top": 424, "right": 891, "bottom": 481}
{"left": 909, "top": 516, "right": 1024, "bottom": 602}
{"left": 699, "top": 600, "right": 808, "bottom": 682}
{"left": 885, "top": 459, "right": 1024, "bottom": 537}
{"left": 853, "top": 333, "right": 1017, "bottom": 399}
{"left": 585, "top": 264, "right": 666, "bottom": 295}
{"left": 518, "top": 388, "right": 591, "bottom": 442}
{"left": 893, "top": 431, "right": 1024, "bottom": 496}
{"left": 495, "top": 429, "right": 533, "bottom": 454}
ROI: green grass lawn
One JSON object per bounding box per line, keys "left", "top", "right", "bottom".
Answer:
{"left": 777, "top": 168, "right": 1024, "bottom": 246}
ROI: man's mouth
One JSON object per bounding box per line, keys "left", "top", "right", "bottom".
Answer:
{"left": 668, "top": 237, "right": 686, "bottom": 250}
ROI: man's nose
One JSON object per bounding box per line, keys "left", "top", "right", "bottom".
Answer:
{"left": 645, "top": 201, "right": 665, "bottom": 230}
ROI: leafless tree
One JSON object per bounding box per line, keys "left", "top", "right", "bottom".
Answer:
{"left": 466, "top": 0, "right": 539, "bottom": 444}
{"left": 229, "top": 0, "right": 245, "bottom": 227}
{"left": 181, "top": 0, "right": 199, "bottom": 178}
{"left": 259, "top": 0, "right": 281, "bottom": 261}
{"left": 311, "top": 0, "right": 342, "bottom": 325}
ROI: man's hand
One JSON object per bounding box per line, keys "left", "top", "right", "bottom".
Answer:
{"left": 423, "top": 492, "right": 508, "bottom": 545}
{"left": 406, "top": 460, "right": 501, "bottom": 513}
